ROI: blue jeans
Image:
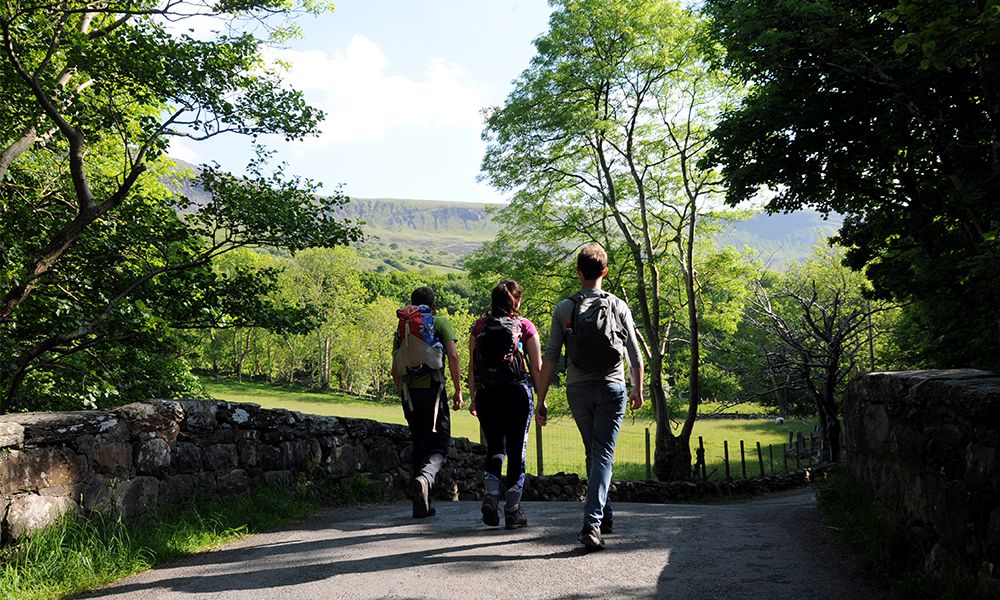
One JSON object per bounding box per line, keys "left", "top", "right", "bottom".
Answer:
{"left": 567, "top": 380, "right": 627, "bottom": 526}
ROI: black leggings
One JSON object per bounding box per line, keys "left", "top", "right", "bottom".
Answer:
{"left": 402, "top": 386, "right": 451, "bottom": 486}
{"left": 475, "top": 381, "right": 534, "bottom": 496}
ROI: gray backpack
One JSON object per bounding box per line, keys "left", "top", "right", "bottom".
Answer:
{"left": 565, "top": 291, "right": 626, "bottom": 371}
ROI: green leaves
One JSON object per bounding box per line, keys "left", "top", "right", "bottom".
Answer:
{"left": 704, "top": 0, "right": 1000, "bottom": 370}
{"left": 0, "top": 0, "right": 359, "bottom": 411}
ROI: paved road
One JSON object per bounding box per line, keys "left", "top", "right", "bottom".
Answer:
{"left": 74, "top": 488, "right": 891, "bottom": 600}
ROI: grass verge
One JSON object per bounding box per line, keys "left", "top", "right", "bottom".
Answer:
{"left": 0, "top": 474, "right": 400, "bottom": 600}
{"left": 814, "top": 469, "right": 977, "bottom": 600}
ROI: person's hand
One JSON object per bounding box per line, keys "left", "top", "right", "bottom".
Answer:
{"left": 535, "top": 399, "right": 548, "bottom": 426}
{"left": 469, "top": 398, "right": 477, "bottom": 417}
{"left": 452, "top": 391, "right": 464, "bottom": 411}
{"left": 628, "top": 387, "right": 643, "bottom": 412}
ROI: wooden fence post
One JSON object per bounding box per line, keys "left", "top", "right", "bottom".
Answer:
{"left": 698, "top": 436, "right": 707, "bottom": 481}
{"left": 795, "top": 432, "right": 801, "bottom": 470}
{"left": 783, "top": 443, "right": 788, "bottom": 473}
{"left": 769, "top": 444, "right": 774, "bottom": 475}
{"left": 756, "top": 442, "right": 765, "bottom": 477}
{"left": 535, "top": 421, "right": 543, "bottom": 476}
{"left": 724, "top": 440, "right": 731, "bottom": 479}
{"left": 740, "top": 440, "right": 747, "bottom": 479}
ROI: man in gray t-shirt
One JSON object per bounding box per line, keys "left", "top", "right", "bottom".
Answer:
{"left": 536, "top": 244, "right": 644, "bottom": 550}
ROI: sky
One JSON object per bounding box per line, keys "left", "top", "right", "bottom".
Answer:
{"left": 168, "top": 1, "right": 555, "bottom": 204}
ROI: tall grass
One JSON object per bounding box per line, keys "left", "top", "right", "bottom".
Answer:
{"left": 815, "top": 470, "right": 976, "bottom": 600}
{"left": 0, "top": 475, "right": 398, "bottom": 600}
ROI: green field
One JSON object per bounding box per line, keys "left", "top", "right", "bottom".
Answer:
{"left": 199, "top": 377, "right": 817, "bottom": 481}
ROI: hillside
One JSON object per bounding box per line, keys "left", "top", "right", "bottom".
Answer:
{"left": 342, "top": 198, "right": 842, "bottom": 271}
{"left": 165, "top": 161, "right": 842, "bottom": 272}
{"left": 338, "top": 198, "right": 500, "bottom": 241}
{"left": 714, "top": 210, "right": 843, "bottom": 268}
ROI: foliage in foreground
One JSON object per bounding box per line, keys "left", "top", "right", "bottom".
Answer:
{"left": 0, "top": 0, "right": 362, "bottom": 413}
{"left": 0, "top": 475, "right": 398, "bottom": 600}
{"left": 703, "top": 0, "right": 1000, "bottom": 371}
{"left": 815, "top": 470, "right": 976, "bottom": 600}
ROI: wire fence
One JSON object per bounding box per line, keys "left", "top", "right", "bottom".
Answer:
{"left": 522, "top": 417, "right": 823, "bottom": 482}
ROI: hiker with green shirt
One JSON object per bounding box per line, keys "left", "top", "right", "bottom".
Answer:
{"left": 392, "top": 286, "right": 464, "bottom": 518}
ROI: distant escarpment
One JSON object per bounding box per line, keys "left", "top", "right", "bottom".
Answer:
{"left": 164, "top": 159, "right": 842, "bottom": 266}
{"left": 336, "top": 198, "right": 500, "bottom": 240}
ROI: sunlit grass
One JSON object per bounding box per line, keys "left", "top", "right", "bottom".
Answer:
{"left": 0, "top": 476, "right": 398, "bottom": 600}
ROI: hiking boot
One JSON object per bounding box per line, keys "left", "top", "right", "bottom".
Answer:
{"left": 504, "top": 504, "right": 528, "bottom": 530}
{"left": 578, "top": 522, "right": 605, "bottom": 550}
{"left": 481, "top": 494, "right": 500, "bottom": 527}
{"left": 600, "top": 514, "right": 613, "bottom": 535}
{"left": 412, "top": 476, "right": 432, "bottom": 518}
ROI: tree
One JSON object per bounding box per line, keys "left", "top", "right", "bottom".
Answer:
{"left": 191, "top": 248, "right": 318, "bottom": 382}
{"left": 0, "top": 0, "right": 362, "bottom": 412}
{"left": 702, "top": 0, "right": 1000, "bottom": 371}
{"left": 479, "top": 0, "right": 747, "bottom": 480}
{"left": 743, "top": 244, "right": 892, "bottom": 461}
{"left": 281, "top": 247, "right": 365, "bottom": 390}
{"left": 465, "top": 232, "right": 578, "bottom": 326}
{"left": 335, "top": 297, "right": 398, "bottom": 397}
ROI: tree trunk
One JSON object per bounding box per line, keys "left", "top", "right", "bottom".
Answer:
{"left": 654, "top": 420, "right": 693, "bottom": 481}
{"left": 319, "top": 334, "right": 332, "bottom": 390}
{"left": 818, "top": 371, "right": 842, "bottom": 462}
{"left": 210, "top": 328, "right": 219, "bottom": 375}
{"left": 681, "top": 206, "right": 700, "bottom": 478}
{"left": 650, "top": 362, "right": 692, "bottom": 481}
{"left": 233, "top": 331, "right": 243, "bottom": 381}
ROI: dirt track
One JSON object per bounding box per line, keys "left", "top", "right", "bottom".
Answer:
{"left": 73, "top": 487, "right": 891, "bottom": 600}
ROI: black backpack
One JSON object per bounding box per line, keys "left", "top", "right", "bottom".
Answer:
{"left": 474, "top": 316, "right": 527, "bottom": 388}
{"left": 566, "top": 291, "right": 626, "bottom": 371}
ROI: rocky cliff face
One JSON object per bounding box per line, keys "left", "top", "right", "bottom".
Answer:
{"left": 336, "top": 198, "right": 497, "bottom": 237}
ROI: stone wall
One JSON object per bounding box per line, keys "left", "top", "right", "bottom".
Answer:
{"left": 843, "top": 370, "right": 1000, "bottom": 591}
{"left": 0, "top": 398, "right": 823, "bottom": 545}
{"left": 0, "top": 399, "right": 484, "bottom": 543}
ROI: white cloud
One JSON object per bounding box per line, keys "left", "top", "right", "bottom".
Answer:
{"left": 268, "top": 36, "right": 487, "bottom": 145}
{"left": 476, "top": 179, "right": 510, "bottom": 205}
{"left": 167, "top": 139, "right": 200, "bottom": 164}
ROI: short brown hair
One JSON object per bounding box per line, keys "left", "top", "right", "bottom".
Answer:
{"left": 411, "top": 286, "right": 434, "bottom": 307}
{"left": 577, "top": 244, "right": 608, "bottom": 280}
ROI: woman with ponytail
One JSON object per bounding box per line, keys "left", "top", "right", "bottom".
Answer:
{"left": 468, "top": 279, "right": 542, "bottom": 529}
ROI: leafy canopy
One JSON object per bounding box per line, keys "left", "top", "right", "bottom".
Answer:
{"left": 0, "top": 0, "right": 362, "bottom": 412}
{"left": 702, "top": 0, "right": 1000, "bottom": 370}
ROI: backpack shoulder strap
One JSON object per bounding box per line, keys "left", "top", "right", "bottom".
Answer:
{"left": 566, "top": 291, "right": 582, "bottom": 322}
